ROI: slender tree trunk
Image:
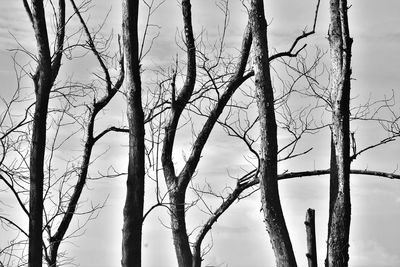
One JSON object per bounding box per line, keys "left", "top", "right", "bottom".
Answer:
{"left": 28, "top": 1, "right": 57, "bottom": 266}
{"left": 326, "top": 0, "right": 352, "bottom": 266}
{"left": 121, "top": 1, "right": 145, "bottom": 266}
{"left": 29, "top": 69, "right": 51, "bottom": 267}
{"left": 161, "top": 0, "right": 196, "bottom": 266}
{"left": 250, "top": 0, "right": 297, "bottom": 266}
{"left": 305, "top": 209, "right": 318, "bottom": 267}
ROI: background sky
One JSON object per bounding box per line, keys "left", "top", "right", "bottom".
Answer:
{"left": 1, "top": 0, "right": 400, "bottom": 266}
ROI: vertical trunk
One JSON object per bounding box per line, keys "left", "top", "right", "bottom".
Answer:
{"left": 29, "top": 1, "right": 53, "bottom": 266}
{"left": 250, "top": 0, "right": 297, "bottom": 266}
{"left": 169, "top": 190, "right": 193, "bottom": 267}
{"left": 29, "top": 77, "right": 51, "bottom": 267}
{"left": 305, "top": 209, "right": 318, "bottom": 267}
{"left": 326, "top": 0, "right": 352, "bottom": 266}
{"left": 121, "top": 1, "right": 145, "bottom": 266}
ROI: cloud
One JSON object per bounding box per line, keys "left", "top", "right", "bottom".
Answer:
{"left": 350, "top": 240, "right": 400, "bottom": 267}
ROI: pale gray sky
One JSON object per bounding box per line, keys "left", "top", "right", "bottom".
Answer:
{"left": 1, "top": 1, "right": 400, "bottom": 267}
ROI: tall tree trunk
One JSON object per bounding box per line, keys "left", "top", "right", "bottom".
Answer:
{"left": 249, "top": 0, "right": 297, "bottom": 266}
{"left": 29, "top": 58, "right": 51, "bottom": 267}
{"left": 326, "top": 0, "right": 352, "bottom": 266}
{"left": 121, "top": 1, "right": 145, "bottom": 266}
{"left": 27, "top": 0, "right": 65, "bottom": 266}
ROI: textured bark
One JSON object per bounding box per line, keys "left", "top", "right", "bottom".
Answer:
{"left": 250, "top": 0, "right": 297, "bottom": 266}
{"left": 305, "top": 209, "right": 318, "bottom": 267}
{"left": 121, "top": 1, "right": 145, "bottom": 266}
{"left": 27, "top": 1, "right": 65, "bottom": 266}
{"left": 326, "top": 0, "right": 352, "bottom": 266}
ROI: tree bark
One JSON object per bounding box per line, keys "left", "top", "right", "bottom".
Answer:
{"left": 26, "top": 1, "right": 65, "bottom": 266}
{"left": 121, "top": 1, "right": 145, "bottom": 266}
{"left": 169, "top": 189, "right": 193, "bottom": 267}
{"left": 249, "top": 0, "right": 297, "bottom": 266}
{"left": 326, "top": 0, "right": 352, "bottom": 266}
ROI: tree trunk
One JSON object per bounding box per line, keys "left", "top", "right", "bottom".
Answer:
{"left": 250, "top": 0, "right": 297, "bottom": 266}
{"left": 326, "top": 0, "right": 352, "bottom": 266}
{"left": 169, "top": 189, "right": 193, "bottom": 267}
{"left": 29, "top": 68, "right": 51, "bottom": 267}
{"left": 28, "top": 1, "right": 60, "bottom": 266}
{"left": 121, "top": 1, "right": 145, "bottom": 266}
{"left": 160, "top": 1, "right": 196, "bottom": 266}
{"left": 305, "top": 209, "right": 317, "bottom": 267}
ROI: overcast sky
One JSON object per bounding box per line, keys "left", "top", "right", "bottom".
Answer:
{"left": 1, "top": 1, "right": 400, "bottom": 267}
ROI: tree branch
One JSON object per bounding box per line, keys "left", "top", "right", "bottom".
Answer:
{"left": 0, "top": 173, "right": 29, "bottom": 216}
{"left": 70, "top": 0, "right": 112, "bottom": 92}
{"left": 193, "top": 166, "right": 400, "bottom": 262}
{"left": 0, "top": 216, "right": 28, "bottom": 238}
{"left": 22, "top": 0, "right": 34, "bottom": 25}
{"left": 178, "top": 23, "right": 252, "bottom": 190}
{"left": 51, "top": 0, "right": 66, "bottom": 81}
{"left": 161, "top": 0, "right": 197, "bottom": 187}
{"left": 269, "top": 0, "right": 320, "bottom": 62}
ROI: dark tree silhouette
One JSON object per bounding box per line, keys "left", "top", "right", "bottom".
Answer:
{"left": 121, "top": 1, "right": 145, "bottom": 266}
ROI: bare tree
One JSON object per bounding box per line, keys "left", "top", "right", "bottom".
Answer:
{"left": 2, "top": 1, "right": 399, "bottom": 267}
{"left": 0, "top": 1, "right": 125, "bottom": 265}
{"left": 158, "top": 1, "right": 257, "bottom": 266}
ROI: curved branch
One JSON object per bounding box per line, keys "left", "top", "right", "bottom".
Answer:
{"left": 350, "top": 135, "right": 398, "bottom": 162}
{"left": 0, "top": 216, "right": 28, "bottom": 237}
{"left": 70, "top": 0, "right": 112, "bottom": 92}
{"left": 161, "top": 0, "right": 197, "bottom": 187}
{"left": 0, "top": 174, "right": 29, "bottom": 216}
{"left": 269, "top": 0, "right": 320, "bottom": 62}
{"left": 93, "top": 126, "right": 129, "bottom": 143}
{"left": 178, "top": 23, "right": 252, "bottom": 191}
